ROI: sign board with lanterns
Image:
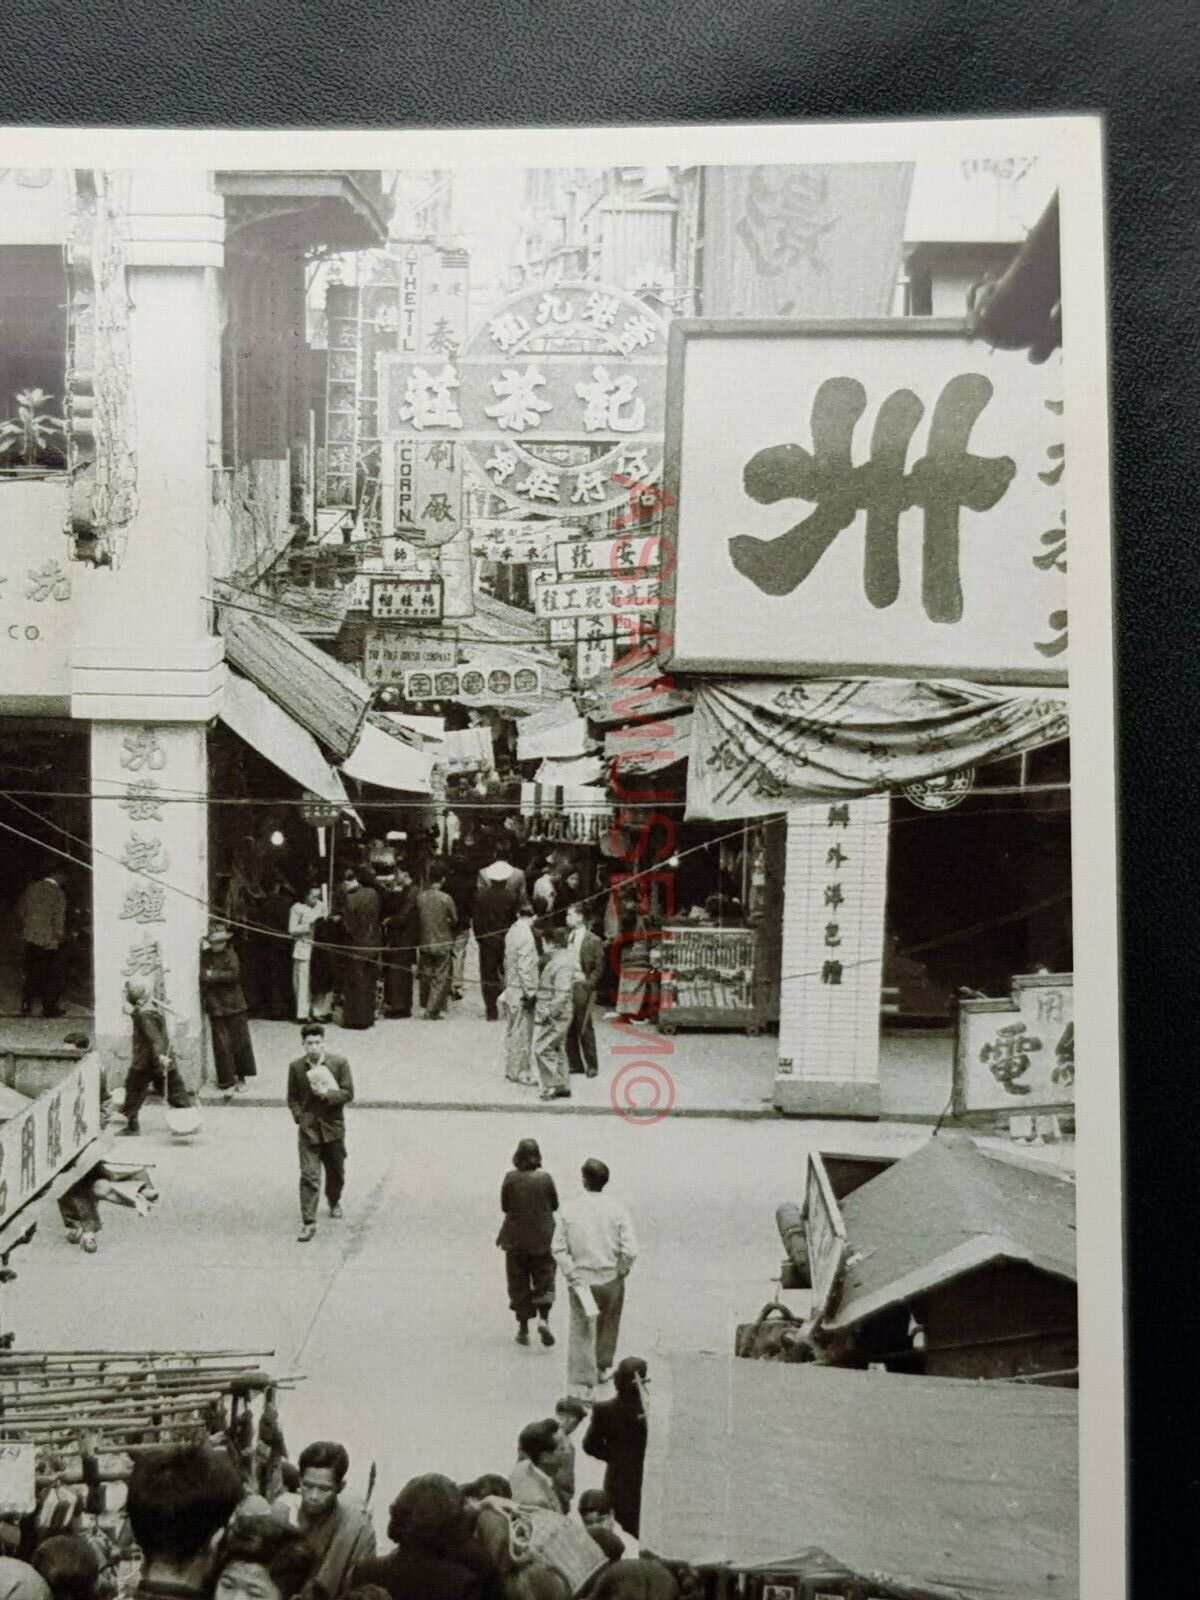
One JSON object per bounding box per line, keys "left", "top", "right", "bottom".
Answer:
{"left": 403, "top": 657, "right": 543, "bottom": 705}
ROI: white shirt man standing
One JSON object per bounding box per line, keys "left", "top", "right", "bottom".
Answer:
{"left": 552, "top": 1158, "right": 638, "bottom": 1397}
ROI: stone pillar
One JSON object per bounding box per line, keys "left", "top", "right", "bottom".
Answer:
{"left": 91, "top": 724, "right": 209, "bottom": 1089}
{"left": 774, "top": 795, "right": 890, "bottom": 1118}
{"left": 69, "top": 172, "right": 227, "bottom": 1086}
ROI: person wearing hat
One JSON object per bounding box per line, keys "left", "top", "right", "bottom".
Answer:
{"left": 200, "top": 924, "right": 258, "bottom": 1100}
{"left": 581, "top": 1360, "right": 649, "bottom": 1540}
{"left": 119, "top": 977, "right": 195, "bottom": 1136}
{"left": 497, "top": 1138, "right": 559, "bottom": 1347}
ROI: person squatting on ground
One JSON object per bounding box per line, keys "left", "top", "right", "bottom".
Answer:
{"left": 582, "top": 1360, "right": 650, "bottom": 1540}
{"left": 120, "top": 978, "right": 195, "bottom": 1136}
{"left": 497, "top": 1139, "right": 558, "bottom": 1348}
{"left": 532, "top": 929, "right": 574, "bottom": 1102}
{"left": 564, "top": 905, "right": 602, "bottom": 1080}
{"left": 288, "top": 1441, "right": 375, "bottom": 1600}
{"left": 287, "top": 1024, "right": 354, "bottom": 1243}
{"left": 416, "top": 864, "right": 457, "bottom": 1021}
{"left": 500, "top": 906, "right": 540, "bottom": 1086}
{"left": 552, "top": 1160, "right": 638, "bottom": 1397}
{"left": 200, "top": 925, "right": 258, "bottom": 1099}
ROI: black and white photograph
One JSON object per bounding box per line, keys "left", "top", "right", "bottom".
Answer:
{"left": 0, "top": 117, "right": 1118, "bottom": 1600}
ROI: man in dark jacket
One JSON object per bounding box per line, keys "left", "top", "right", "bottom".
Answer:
{"left": 497, "top": 1138, "right": 558, "bottom": 1347}
{"left": 287, "top": 1023, "right": 354, "bottom": 1242}
{"left": 565, "top": 904, "right": 604, "bottom": 1079}
{"left": 120, "top": 978, "right": 195, "bottom": 1135}
{"left": 355, "top": 1475, "right": 484, "bottom": 1600}
{"left": 200, "top": 925, "right": 258, "bottom": 1096}
{"left": 474, "top": 848, "right": 524, "bottom": 1022}
{"left": 582, "top": 1358, "right": 649, "bottom": 1539}
{"left": 340, "top": 869, "right": 381, "bottom": 1029}
{"left": 379, "top": 867, "right": 421, "bottom": 1019}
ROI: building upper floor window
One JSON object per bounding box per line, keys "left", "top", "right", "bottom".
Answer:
{"left": 0, "top": 246, "right": 68, "bottom": 473}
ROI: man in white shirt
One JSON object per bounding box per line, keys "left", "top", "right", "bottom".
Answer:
{"left": 552, "top": 1158, "right": 638, "bottom": 1396}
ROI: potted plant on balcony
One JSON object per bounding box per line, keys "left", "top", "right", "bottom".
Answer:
{"left": 0, "top": 387, "right": 67, "bottom": 473}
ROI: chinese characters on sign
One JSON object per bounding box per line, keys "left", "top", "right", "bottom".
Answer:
{"left": 553, "top": 534, "right": 663, "bottom": 579}
{"left": 533, "top": 576, "right": 660, "bottom": 620}
{"left": 117, "top": 729, "right": 168, "bottom": 989}
{"left": 403, "top": 659, "right": 542, "bottom": 704}
{"left": 667, "top": 325, "right": 1067, "bottom": 682}
{"left": 954, "top": 973, "right": 1075, "bottom": 1118}
{"left": 380, "top": 282, "right": 668, "bottom": 518}
{"left": 369, "top": 577, "right": 444, "bottom": 622}
{"left": 362, "top": 628, "right": 457, "bottom": 687}
{"left": 0, "top": 1057, "right": 101, "bottom": 1236}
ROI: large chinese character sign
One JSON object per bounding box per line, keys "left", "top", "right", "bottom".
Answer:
{"left": 380, "top": 283, "right": 668, "bottom": 519}
{"left": 664, "top": 321, "right": 1066, "bottom": 685}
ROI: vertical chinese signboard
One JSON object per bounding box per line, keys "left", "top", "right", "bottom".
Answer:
{"left": 776, "top": 795, "right": 891, "bottom": 1116}
{"left": 0, "top": 1055, "right": 101, "bottom": 1239}
{"left": 663, "top": 321, "right": 1067, "bottom": 685}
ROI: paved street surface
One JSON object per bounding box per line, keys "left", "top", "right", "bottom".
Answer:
{"left": 6, "top": 1104, "right": 1051, "bottom": 1531}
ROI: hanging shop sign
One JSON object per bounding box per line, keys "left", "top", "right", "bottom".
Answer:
{"left": 369, "top": 575, "right": 444, "bottom": 622}
{"left": 435, "top": 726, "right": 495, "bottom": 774}
{"left": 471, "top": 520, "right": 572, "bottom": 564}
{"left": 902, "top": 768, "right": 976, "bottom": 810}
{"left": 953, "top": 972, "right": 1074, "bottom": 1121}
{"left": 534, "top": 575, "right": 660, "bottom": 620}
{"left": 0, "top": 508, "right": 75, "bottom": 704}
{"left": 380, "top": 535, "right": 436, "bottom": 576}
{"left": 380, "top": 281, "right": 668, "bottom": 518}
{"left": 404, "top": 657, "right": 543, "bottom": 704}
{"left": 554, "top": 532, "right": 662, "bottom": 578}
{"left": 362, "top": 627, "right": 457, "bottom": 687}
{"left": 547, "top": 613, "right": 644, "bottom": 647}
{"left": 665, "top": 321, "right": 1067, "bottom": 685}
{"left": 300, "top": 791, "right": 342, "bottom": 827}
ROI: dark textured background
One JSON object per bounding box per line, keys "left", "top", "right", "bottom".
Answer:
{"left": 3, "top": 0, "right": 1198, "bottom": 1587}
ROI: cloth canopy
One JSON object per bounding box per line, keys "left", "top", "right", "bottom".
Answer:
{"left": 641, "top": 1354, "right": 1077, "bottom": 1600}
{"left": 219, "top": 672, "right": 352, "bottom": 810}
{"left": 687, "top": 678, "right": 1069, "bottom": 819}
{"left": 519, "top": 712, "right": 595, "bottom": 763}
{"left": 340, "top": 717, "right": 434, "bottom": 794}
{"left": 605, "top": 713, "right": 693, "bottom": 775}
{"left": 534, "top": 756, "right": 604, "bottom": 788}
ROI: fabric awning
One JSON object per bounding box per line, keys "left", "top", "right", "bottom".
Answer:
{"left": 340, "top": 717, "right": 434, "bottom": 794}
{"left": 534, "top": 756, "right": 604, "bottom": 788}
{"left": 219, "top": 672, "right": 352, "bottom": 810}
{"left": 642, "top": 1354, "right": 1077, "bottom": 1599}
{"left": 219, "top": 604, "right": 370, "bottom": 761}
{"left": 580, "top": 648, "right": 692, "bottom": 728}
{"left": 518, "top": 712, "right": 594, "bottom": 763}
{"left": 687, "top": 678, "right": 1069, "bottom": 819}
{"left": 604, "top": 713, "right": 693, "bottom": 774}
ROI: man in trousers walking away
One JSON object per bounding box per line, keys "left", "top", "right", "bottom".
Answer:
{"left": 287, "top": 1023, "right": 354, "bottom": 1242}
{"left": 533, "top": 925, "right": 575, "bottom": 1101}
{"left": 552, "top": 1158, "right": 638, "bottom": 1397}
{"left": 501, "top": 903, "right": 540, "bottom": 1085}
{"left": 120, "top": 977, "right": 195, "bottom": 1135}
{"left": 497, "top": 1137, "right": 558, "bottom": 1348}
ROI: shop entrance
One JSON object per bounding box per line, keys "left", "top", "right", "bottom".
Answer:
{"left": 0, "top": 719, "right": 93, "bottom": 1021}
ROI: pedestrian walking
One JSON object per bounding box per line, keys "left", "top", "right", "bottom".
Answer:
{"left": 581, "top": 1359, "right": 649, "bottom": 1539}
{"left": 289, "top": 887, "right": 324, "bottom": 1022}
{"left": 416, "top": 863, "right": 457, "bottom": 1020}
{"left": 497, "top": 1137, "right": 558, "bottom": 1348}
{"left": 16, "top": 868, "right": 67, "bottom": 1017}
{"left": 565, "top": 905, "right": 603, "bottom": 1079}
{"left": 200, "top": 924, "right": 257, "bottom": 1098}
{"left": 533, "top": 927, "right": 575, "bottom": 1102}
{"left": 288, "top": 1441, "right": 376, "bottom": 1600}
{"left": 119, "top": 977, "right": 195, "bottom": 1136}
{"left": 339, "top": 869, "right": 381, "bottom": 1030}
{"left": 379, "top": 866, "right": 420, "bottom": 1019}
{"left": 551, "top": 1159, "right": 638, "bottom": 1397}
{"left": 444, "top": 853, "right": 476, "bottom": 1002}
{"left": 500, "top": 905, "right": 540, "bottom": 1086}
{"left": 287, "top": 1023, "right": 354, "bottom": 1243}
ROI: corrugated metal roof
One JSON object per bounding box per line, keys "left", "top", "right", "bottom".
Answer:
{"left": 218, "top": 605, "right": 370, "bottom": 761}
{"left": 825, "top": 1133, "right": 1076, "bottom": 1332}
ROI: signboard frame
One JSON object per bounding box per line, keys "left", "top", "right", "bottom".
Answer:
{"left": 952, "top": 970, "right": 1074, "bottom": 1122}
{"left": 661, "top": 318, "right": 1067, "bottom": 688}
{"left": 804, "top": 1150, "right": 849, "bottom": 1327}
{"left": 368, "top": 575, "right": 444, "bottom": 623}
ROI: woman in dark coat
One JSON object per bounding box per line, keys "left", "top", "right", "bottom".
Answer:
{"left": 497, "top": 1138, "right": 559, "bottom": 1348}
{"left": 340, "top": 868, "right": 382, "bottom": 1029}
{"left": 199, "top": 924, "right": 257, "bottom": 1098}
{"left": 582, "top": 1358, "right": 649, "bottom": 1539}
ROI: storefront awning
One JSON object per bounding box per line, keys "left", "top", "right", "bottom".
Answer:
{"left": 219, "top": 672, "right": 352, "bottom": 811}
{"left": 340, "top": 717, "right": 434, "bottom": 795}
{"left": 604, "top": 713, "right": 693, "bottom": 774}
{"left": 534, "top": 756, "right": 604, "bottom": 788}
{"left": 518, "top": 710, "right": 594, "bottom": 763}
{"left": 219, "top": 604, "right": 370, "bottom": 761}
